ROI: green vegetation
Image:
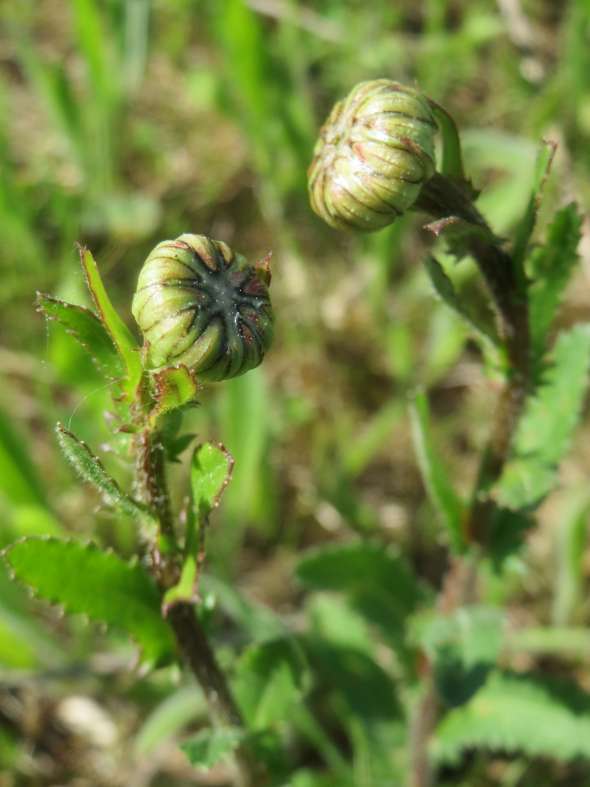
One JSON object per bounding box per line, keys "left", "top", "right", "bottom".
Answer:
{"left": 1, "top": 2, "right": 590, "bottom": 786}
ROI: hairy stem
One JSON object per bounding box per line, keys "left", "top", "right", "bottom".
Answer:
{"left": 134, "top": 426, "right": 261, "bottom": 787}
{"left": 417, "top": 172, "right": 531, "bottom": 540}
{"left": 408, "top": 175, "right": 532, "bottom": 787}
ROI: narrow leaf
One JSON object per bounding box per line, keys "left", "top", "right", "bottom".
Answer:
{"left": 495, "top": 325, "right": 590, "bottom": 509}
{"left": 429, "top": 102, "right": 466, "bottom": 180}
{"left": 507, "top": 627, "right": 590, "bottom": 660}
{"left": 512, "top": 139, "right": 557, "bottom": 270}
{"left": 423, "top": 257, "right": 499, "bottom": 348}
{"left": 135, "top": 687, "right": 206, "bottom": 755}
{"left": 433, "top": 671, "right": 590, "bottom": 764}
{"left": 552, "top": 491, "right": 590, "bottom": 626}
{"left": 528, "top": 204, "right": 582, "bottom": 359}
{"left": 410, "top": 391, "right": 465, "bottom": 551}
{"left": 56, "top": 423, "right": 153, "bottom": 524}
{"left": 3, "top": 537, "right": 175, "bottom": 666}
{"left": 233, "top": 637, "right": 310, "bottom": 729}
{"left": 78, "top": 245, "right": 142, "bottom": 395}
{"left": 36, "top": 292, "right": 122, "bottom": 379}
{"left": 0, "top": 406, "right": 46, "bottom": 507}
{"left": 181, "top": 727, "right": 244, "bottom": 769}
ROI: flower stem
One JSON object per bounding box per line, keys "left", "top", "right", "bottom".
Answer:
{"left": 408, "top": 174, "right": 532, "bottom": 786}
{"left": 134, "top": 426, "right": 262, "bottom": 787}
{"left": 417, "top": 172, "right": 531, "bottom": 541}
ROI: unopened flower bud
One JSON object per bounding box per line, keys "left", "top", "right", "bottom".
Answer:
{"left": 308, "top": 79, "right": 437, "bottom": 231}
{"left": 132, "top": 234, "right": 273, "bottom": 381}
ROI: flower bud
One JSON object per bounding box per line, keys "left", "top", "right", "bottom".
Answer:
{"left": 308, "top": 79, "right": 437, "bottom": 231}
{"left": 132, "top": 234, "right": 273, "bottom": 381}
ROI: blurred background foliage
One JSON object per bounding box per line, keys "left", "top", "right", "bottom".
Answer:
{"left": 0, "top": 0, "right": 590, "bottom": 785}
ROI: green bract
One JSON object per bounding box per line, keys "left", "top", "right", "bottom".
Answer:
{"left": 132, "top": 234, "right": 273, "bottom": 381}
{"left": 308, "top": 79, "right": 437, "bottom": 231}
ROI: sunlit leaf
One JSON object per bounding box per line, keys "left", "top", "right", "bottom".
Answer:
{"left": 36, "top": 292, "right": 122, "bottom": 379}
{"left": 56, "top": 423, "right": 153, "bottom": 524}
{"left": 512, "top": 139, "right": 557, "bottom": 270}
{"left": 495, "top": 325, "right": 590, "bottom": 509}
{"left": 528, "top": 204, "right": 582, "bottom": 360}
{"left": 3, "top": 537, "right": 175, "bottom": 666}
{"left": 78, "top": 245, "right": 142, "bottom": 396}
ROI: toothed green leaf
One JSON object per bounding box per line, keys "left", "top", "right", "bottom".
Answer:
{"left": 528, "top": 204, "right": 582, "bottom": 360}
{"left": 512, "top": 140, "right": 556, "bottom": 270}
{"left": 434, "top": 671, "right": 590, "bottom": 765}
{"left": 191, "top": 442, "right": 234, "bottom": 519}
{"left": 495, "top": 325, "right": 590, "bottom": 509}
{"left": 3, "top": 538, "right": 175, "bottom": 666}
{"left": 79, "top": 246, "right": 142, "bottom": 396}
{"left": 164, "top": 443, "right": 233, "bottom": 609}
{"left": 56, "top": 423, "right": 154, "bottom": 524}
{"left": 36, "top": 292, "right": 123, "bottom": 379}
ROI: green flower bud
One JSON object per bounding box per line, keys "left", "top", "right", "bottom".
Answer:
{"left": 308, "top": 79, "right": 437, "bottom": 231}
{"left": 132, "top": 234, "right": 273, "bottom": 381}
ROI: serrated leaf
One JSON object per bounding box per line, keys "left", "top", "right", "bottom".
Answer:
{"left": 410, "top": 391, "right": 465, "bottom": 552}
{"left": 191, "top": 442, "right": 234, "bottom": 519}
{"left": 56, "top": 423, "right": 154, "bottom": 524}
{"left": 36, "top": 293, "right": 123, "bottom": 379}
{"left": 420, "top": 606, "right": 504, "bottom": 707}
{"left": 495, "top": 325, "right": 590, "bottom": 509}
{"left": 296, "top": 541, "right": 420, "bottom": 611}
{"left": 164, "top": 444, "right": 234, "bottom": 611}
{"left": 423, "top": 257, "right": 499, "bottom": 348}
{"left": 78, "top": 245, "right": 142, "bottom": 397}
{"left": 512, "top": 139, "right": 556, "bottom": 270}
{"left": 181, "top": 726, "right": 244, "bottom": 769}
{"left": 433, "top": 671, "right": 590, "bottom": 764}
{"left": 233, "top": 637, "right": 309, "bottom": 729}
{"left": 3, "top": 538, "right": 175, "bottom": 666}
{"left": 149, "top": 365, "right": 198, "bottom": 426}
{"left": 528, "top": 204, "right": 582, "bottom": 360}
